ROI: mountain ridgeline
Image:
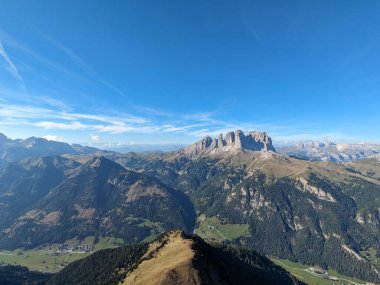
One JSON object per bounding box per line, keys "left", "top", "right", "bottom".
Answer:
{"left": 0, "top": 133, "right": 99, "bottom": 167}
{"left": 48, "top": 231, "right": 303, "bottom": 285}
{"left": 277, "top": 141, "right": 380, "bottom": 162}
{"left": 1, "top": 130, "right": 380, "bottom": 283}
{"left": 0, "top": 156, "right": 195, "bottom": 249}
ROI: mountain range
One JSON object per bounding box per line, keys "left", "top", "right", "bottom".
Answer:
{"left": 0, "top": 155, "right": 195, "bottom": 249}
{"left": 2, "top": 132, "right": 380, "bottom": 164}
{"left": 1, "top": 130, "right": 380, "bottom": 283}
{"left": 0, "top": 133, "right": 99, "bottom": 167}
{"left": 99, "top": 130, "right": 380, "bottom": 282}
{"left": 278, "top": 141, "right": 380, "bottom": 162}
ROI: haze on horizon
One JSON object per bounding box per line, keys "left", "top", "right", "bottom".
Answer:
{"left": 0, "top": 0, "right": 379, "bottom": 148}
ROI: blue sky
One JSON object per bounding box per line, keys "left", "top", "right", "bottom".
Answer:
{"left": 0, "top": 0, "right": 379, "bottom": 148}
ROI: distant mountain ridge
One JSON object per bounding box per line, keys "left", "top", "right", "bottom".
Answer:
{"left": 0, "top": 133, "right": 100, "bottom": 166}
{"left": 3, "top": 131, "right": 380, "bottom": 162}
{"left": 278, "top": 141, "right": 380, "bottom": 162}
{"left": 3, "top": 132, "right": 380, "bottom": 165}
{"left": 109, "top": 143, "right": 186, "bottom": 153}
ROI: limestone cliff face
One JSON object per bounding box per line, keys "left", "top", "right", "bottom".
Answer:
{"left": 184, "top": 130, "right": 276, "bottom": 156}
{"left": 247, "top": 131, "right": 276, "bottom": 151}
{"left": 217, "top": 134, "right": 225, "bottom": 148}
{"left": 225, "top": 131, "right": 235, "bottom": 147}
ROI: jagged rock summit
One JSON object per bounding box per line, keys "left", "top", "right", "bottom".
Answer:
{"left": 184, "top": 129, "right": 276, "bottom": 156}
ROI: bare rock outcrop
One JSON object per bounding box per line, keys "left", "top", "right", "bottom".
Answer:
{"left": 184, "top": 130, "right": 276, "bottom": 156}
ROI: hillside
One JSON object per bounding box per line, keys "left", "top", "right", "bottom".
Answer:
{"left": 95, "top": 130, "right": 380, "bottom": 282}
{"left": 48, "top": 230, "right": 303, "bottom": 285}
{"left": 0, "top": 156, "right": 195, "bottom": 249}
{"left": 0, "top": 265, "right": 51, "bottom": 285}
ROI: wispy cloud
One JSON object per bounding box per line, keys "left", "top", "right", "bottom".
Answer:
{"left": 0, "top": 30, "right": 89, "bottom": 83}
{"left": 33, "top": 121, "right": 88, "bottom": 130}
{"left": 65, "top": 112, "right": 148, "bottom": 124}
{"left": 91, "top": 135, "right": 101, "bottom": 142}
{"left": 0, "top": 41, "right": 25, "bottom": 88}
{"left": 0, "top": 100, "right": 206, "bottom": 135}
{"left": 33, "top": 28, "right": 128, "bottom": 100}
{"left": 38, "top": 96, "right": 73, "bottom": 112}
{"left": 0, "top": 104, "right": 57, "bottom": 120}
{"left": 132, "top": 105, "right": 174, "bottom": 117}
{"left": 0, "top": 97, "right": 365, "bottom": 145}
{"left": 42, "top": 134, "right": 64, "bottom": 141}
{"left": 0, "top": 31, "right": 361, "bottom": 145}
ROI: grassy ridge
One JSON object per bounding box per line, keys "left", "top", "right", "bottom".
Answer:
{"left": 50, "top": 231, "right": 303, "bottom": 285}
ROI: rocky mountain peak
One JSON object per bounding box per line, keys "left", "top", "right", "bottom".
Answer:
{"left": 184, "top": 130, "right": 276, "bottom": 156}
{"left": 85, "top": 155, "right": 124, "bottom": 170}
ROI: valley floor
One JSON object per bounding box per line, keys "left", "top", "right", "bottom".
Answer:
{"left": 0, "top": 236, "right": 122, "bottom": 273}
{"left": 272, "top": 258, "right": 368, "bottom": 285}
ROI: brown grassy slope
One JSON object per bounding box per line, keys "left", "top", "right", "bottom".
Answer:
{"left": 121, "top": 231, "right": 225, "bottom": 285}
